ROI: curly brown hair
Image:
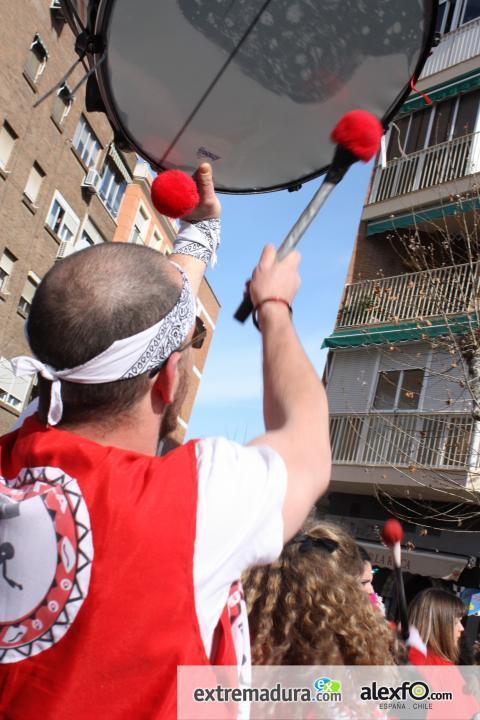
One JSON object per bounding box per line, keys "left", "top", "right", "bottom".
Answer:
{"left": 244, "top": 522, "right": 398, "bottom": 665}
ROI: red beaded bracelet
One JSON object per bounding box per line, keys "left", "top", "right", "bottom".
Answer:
{"left": 252, "top": 297, "right": 293, "bottom": 331}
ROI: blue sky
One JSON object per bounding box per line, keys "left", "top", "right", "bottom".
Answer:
{"left": 186, "top": 161, "right": 373, "bottom": 442}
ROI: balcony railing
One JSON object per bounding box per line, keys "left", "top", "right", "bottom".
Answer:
{"left": 420, "top": 18, "right": 480, "bottom": 79}
{"left": 368, "top": 131, "right": 480, "bottom": 204}
{"left": 339, "top": 262, "right": 479, "bottom": 328}
{"left": 330, "top": 413, "right": 474, "bottom": 470}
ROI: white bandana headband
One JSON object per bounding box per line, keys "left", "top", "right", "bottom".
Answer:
{"left": 10, "top": 263, "right": 196, "bottom": 426}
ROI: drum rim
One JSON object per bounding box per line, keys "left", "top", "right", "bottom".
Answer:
{"left": 93, "top": 0, "right": 439, "bottom": 195}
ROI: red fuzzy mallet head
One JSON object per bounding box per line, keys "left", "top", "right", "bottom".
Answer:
{"left": 151, "top": 169, "right": 199, "bottom": 219}
{"left": 381, "top": 518, "right": 404, "bottom": 547}
{"left": 331, "top": 110, "right": 383, "bottom": 162}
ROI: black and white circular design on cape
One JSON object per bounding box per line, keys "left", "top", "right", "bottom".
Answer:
{"left": 0, "top": 466, "right": 93, "bottom": 664}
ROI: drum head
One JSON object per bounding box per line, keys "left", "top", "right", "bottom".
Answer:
{"left": 91, "top": 0, "right": 436, "bottom": 193}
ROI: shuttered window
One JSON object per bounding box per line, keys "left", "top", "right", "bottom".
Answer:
{"left": 0, "top": 122, "right": 17, "bottom": 170}
{"left": 149, "top": 230, "right": 164, "bottom": 253}
{"left": 52, "top": 84, "right": 73, "bottom": 126}
{"left": 24, "top": 34, "right": 48, "bottom": 84}
{"left": 18, "top": 272, "right": 40, "bottom": 316}
{"left": 0, "top": 357, "right": 31, "bottom": 410}
{"left": 0, "top": 249, "right": 16, "bottom": 293}
{"left": 129, "top": 206, "right": 150, "bottom": 244}
{"left": 24, "top": 162, "right": 45, "bottom": 203}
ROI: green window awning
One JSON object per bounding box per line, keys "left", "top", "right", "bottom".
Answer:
{"left": 322, "top": 314, "right": 478, "bottom": 349}
{"left": 366, "top": 198, "right": 480, "bottom": 237}
{"left": 400, "top": 68, "right": 480, "bottom": 114}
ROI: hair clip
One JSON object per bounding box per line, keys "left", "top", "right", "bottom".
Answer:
{"left": 293, "top": 534, "right": 339, "bottom": 554}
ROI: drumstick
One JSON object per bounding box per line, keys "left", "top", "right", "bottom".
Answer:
{"left": 381, "top": 518, "right": 410, "bottom": 642}
{"left": 234, "top": 110, "right": 383, "bottom": 323}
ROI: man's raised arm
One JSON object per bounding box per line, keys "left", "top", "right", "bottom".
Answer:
{"left": 169, "top": 163, "right": 221, "bottom": 296}
{"left": 248, "top": 245, "right": 331, "bottom": 542}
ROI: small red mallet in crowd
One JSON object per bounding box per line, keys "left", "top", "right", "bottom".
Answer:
{"left": 150, "top": 169, "right": 200, "bottom": 219}
{"left": 234, "top": 109, "right": 384, "bottom": 322}
{"left": 381, "top": 518, "right": 410, "bottom": 642}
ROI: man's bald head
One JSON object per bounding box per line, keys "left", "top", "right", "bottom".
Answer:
{"left": 27, "top": 243, "right": 185, "bottom": 425}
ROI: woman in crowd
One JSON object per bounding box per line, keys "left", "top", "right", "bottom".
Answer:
{"left": 358, "top": 545, "right": 386, "bottom": 614}
{"left": 407, "top": 589, "right": 480, "bottom": 719}
{"left": 408, "top": 587, "right": 465, "bottom": 665}
{"left": 244, "top": 522, "right": 398, "bottom": 665}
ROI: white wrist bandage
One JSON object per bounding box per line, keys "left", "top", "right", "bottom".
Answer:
{"left": 173, "top": 218, "right": 221, "bottom": 267}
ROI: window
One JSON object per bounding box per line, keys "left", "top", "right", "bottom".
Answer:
{"left": 0, "top": 357, "right": 31, "bottom": 411}
{"left": 428, "top": 98, "right": 456, "bottom": 146}
{"left": 461, "top": 0, "right": 480, "bottom": 25}
{"left": 387, "top": 88, "right": 480, "bottom": 158}
{"left": 98, "top": 160, "right": 126, "bottom": 218}
{"left": 0, "top": 122, "right": 17, "bottom": 170}
{"left": 0, "top": 249, "right": 16, "bottom": 293}
{"left": 18, "top": 272, "right": 40, "bottom": 317}
{"left": 24, "top": 162, "right": 45, "bottom": 204}
{"left": 373, "top": 369, "right": 425, "bottom": 411}
{"left": 46, "top": 191, "right": 80, "bottom": 242}
{"left": 75, "top": 217, "right": 105, "bottom": 251}
{"left": 453, "top": 89, "right": 480, "bottom": 137}
{"left": 435, "top": 0, "right": 480, "bottom": 33}
{"left": 436, "top": 1, "right": 448, "bottom": 32}
{"left": 24, "top": 34, "right": 48, "bottom": 85}
{"left": 149, "top": 229, "right": 164, "bottom": 252}
{"left": 130, "top": 206, "right": 150, "bottom": 244}
{"left": 436, "top": 0, "right": 457, "bottom": 33}
{"left": 72, "top": 116, "right": 101, "bottom": 168}
{"left": 52, "top": 84, "right": 73, "bottom": 127}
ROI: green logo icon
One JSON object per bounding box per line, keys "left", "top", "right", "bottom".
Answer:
{"left": 314, "top": 677, "right": 342, "bottom": 694}
{"left": 411, "top": 682, "right": 428, "bottom": 699}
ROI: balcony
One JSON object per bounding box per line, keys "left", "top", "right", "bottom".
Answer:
{"left": 330, "top": 412, "right": 474, "bottom": 470}
{"left": 368, "top": 131, "right": 480, "bottom": 205}
{"left": 338, "top": 261, "right": 478, "bottom": 329}
{"left": 420, "top": 18, "right": 480, "bottom": 80}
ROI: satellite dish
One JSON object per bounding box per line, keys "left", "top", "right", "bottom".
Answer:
{"left": 61, "top": 0, "right": 437, "bottom": 193}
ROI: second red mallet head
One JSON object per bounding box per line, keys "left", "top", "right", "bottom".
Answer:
{"left": 331, "top": 109, "right": 383, "bottom": 162}
{"left": 381, "top": 517, "right": 404, "bottom": 570}
{"left": 381, "top": 518, "right": 404, "bottom": 547}
{"left": 151, "top": 169, "right": 199, "bottom": 219}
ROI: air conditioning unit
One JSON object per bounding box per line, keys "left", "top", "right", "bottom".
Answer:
{"left": 81, "top": 169, "right": 101, "bottom": 194}
{"left": 56, "top": 240, "right": 71, "bottom": 260}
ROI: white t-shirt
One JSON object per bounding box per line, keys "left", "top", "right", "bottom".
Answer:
{"left": 194, "top": 437, "right": 287, "bottom": 660}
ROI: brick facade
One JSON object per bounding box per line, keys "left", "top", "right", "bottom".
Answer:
{"left": 0, "top": 1, "right": 220, "bottom": 441}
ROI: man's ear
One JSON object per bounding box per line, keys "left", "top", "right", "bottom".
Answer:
{"left": 152, "top": 352, "right": 181, "bottom": 405}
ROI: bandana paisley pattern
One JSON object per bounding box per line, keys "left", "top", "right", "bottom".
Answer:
{"left": 173, "top": 218, "right": 221, "bottom": 266}
{"left": 123, "top": 268, "right": 195, "bottom": 378}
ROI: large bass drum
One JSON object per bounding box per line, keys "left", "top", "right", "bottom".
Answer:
{"left": 61, "top": 0, "right": 437, "bottom": 193}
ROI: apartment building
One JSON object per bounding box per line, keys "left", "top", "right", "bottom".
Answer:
{"left": 0, "top": 1, "right": 219, "bottom": 445}
{"left": 322, "top": 0, "right": 480, "bottom": 613}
